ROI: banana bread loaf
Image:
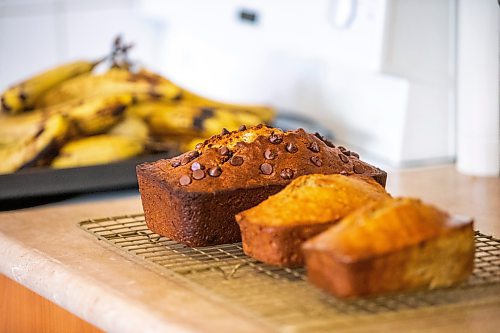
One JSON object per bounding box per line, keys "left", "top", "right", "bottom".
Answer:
{"left": 137, "top": 124, "right": 387, "bottom": 246}
{"left": 303, "top": 198, "right": 475, "bottom": 298}
{"left": 236, "top": 174, "right": 390, "bottom": 267}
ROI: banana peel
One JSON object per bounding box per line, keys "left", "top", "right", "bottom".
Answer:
{"left": 0, "top": 114, "right": 69, "bottom": 174}
{"left": 52, "top": 134, "right": 144, "bottom": 169}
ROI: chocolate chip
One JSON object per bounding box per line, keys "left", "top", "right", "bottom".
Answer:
{"left": 308, "top": 142, "right": 320, "bottom": 153}
{"left": 353, "top": 164, "right": 364, "bottom": 174}
{"left": 238, "top": 125, "right": 247, "bottom": 131}
{"left": 171, "top": 160, "right": 181, "bottom": 168}
{"left": 351, "top": 152, "right": 359, "bottom": 159}
{"left": 195, "top": 142, "right": 203, "bottom": 150}
{"left": 264, "top": 149, "right": 276, "bottom": 160}
{"left": 189, "top": 150, "right": 200, "bottom": 158}
{"left": 286, "top": 143, "right": 298, "bottom": 153}
{"left": 192, "top": 169, "right": 205, "bottom": 180}
{"left": 219, "top": 146, "right": 230, "bottom": 156}
{"left": 325, "top": 141, "right": 335, "bottom": 148}
{"left": 314, "top": 132, "right": 335, "bottom": 148}
{"left": 191, "top": 162, "right": 204, "bottom": 171}
{"left": 230, "top": 155, "right": 244, "bottom": 166}
{"left": 342, "top": 150, "right": 351, "bottom": 156}
{"left": 340, "top": 170, "right": 348, "bottom": 175}
{"left": 338, "top": 146, "right": 346, "bottom": 152}
{"left": 208, "top": 166, "right": 222, "bottom": 177}
{"left": 280, "top": 168, "right": 294, "bottom": 180}
{"left": 181, "top": 155, "right": 192, "bottom": 165}
{"left": 339, "top": 153, "right": 349, "bottom": 163}
{"left": 310, "top": 156, "right": 322, "bottom": 167}
{"left": 221, "top": 128, "right": 230, "bottom": 135}
{"left": 179, "top": 175, "right": 191, "bottom": 186}
{"left": 260, "top": 163, "right": 273, "bottom": 175}
{"left": 181, "top": 150, "right": 199, "bottom": 165}
{"left": 269, "top": 133, "right": 283, "bottom": 144}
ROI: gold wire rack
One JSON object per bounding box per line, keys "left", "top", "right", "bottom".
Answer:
{"left": 79, "top": 214, "right": 500, "bottom": 332}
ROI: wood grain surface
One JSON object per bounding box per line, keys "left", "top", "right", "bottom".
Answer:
{"left": 0, "top": 274, "right": 102, "bottom": 333}
{"left": 0, "top": 165, "right": 498, "bottom": 333}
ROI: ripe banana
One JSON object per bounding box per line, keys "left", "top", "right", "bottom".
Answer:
{"left": 37, "top": 67, "right": 181, "bottom": 108}
{"left": 108, "top": 116, "right": 149, "bottom": 142}
{"left": 146, "top": 104, "right": 264, "bottom": 137}
{"left": 1, "top": 60, "right": 98, "bottom": 114}
{"left": 152, "top": 72, "right": 275, "bottom": 123}
{"left": 51, "top": 134, "right": 144, "bottom": 169}
{"left": 0, "top": 114, "right": 68, "bottom": 174}
{"left": 126, "top": 100, "right": 177, "bottom": 119}
{"left": 65, "top": 94, "right": 135, "bottom": 135}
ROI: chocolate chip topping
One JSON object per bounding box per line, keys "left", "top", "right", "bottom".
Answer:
{"left": 314, "top": 132, "right": 335, "bottom": 148}
{"left": 195, "top": 142, "right": 203, "bottom": 150}
{"left": 280, "top": 168, "right": 294, "bottom": 180}
{"left": 338, "top": 146, "right": 346, "bottom": 152}
{"left": 342, "top": 150, "right": 351, "bottom": 156}
{"left": 339, "top": 153, "right": 349, "bottom": 163}
{"left": 269, "top": 133, "right": 283, "bottom": 144}
{"left": 181, "top": 155, "right": 191, "bottom": 165}
{"left": 286, "top": 143, "right": 298, "bottom": 153}
{"left": 310, "top": 156, "right": 322, "bottom": 167}
{"left": 353, "top": 164, "right": 364, "bottom": 174}
{"left": 238, "top": 125, "right": 247, "bottom": 131}
{"left": 208, "top": 166, "right": 222, "bottom": 177}
{"left": 264, "top": 149, "right": 276, "bottom": 160}
{"left": 179, "top": 175, "right": 191, "bottom": 186}
{"left": 230, "top": 155, "right": 244, "bottom": 166}
{"left": 171, "top": 160, "right": 181, "bottom": 168}
{"left": 260, "top": 163, "right": 273, "bottom": 175}
{"left": 351, "top": 151, "right": 360, "bottom": 159}
{"left": 181, "top": 150, "right": 199, "bottom": 165}
{"left": 219, "top": 146, "right": 230, "bottom": 156}
{"left": 307, "top": 142, "right": 320, "bottom": 153}
{"left": 191, "top": 162, "right": 204, "bottom": 171}
{"left": 192, "top": 169, "right": 205, "bottom": 180}
{"left": 221, "top": 128, "right": 230, "bottom": 135}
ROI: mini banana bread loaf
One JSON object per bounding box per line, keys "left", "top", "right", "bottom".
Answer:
{"left": 137, "top": 124, "right": 387, "bottom": 246}
{"left": 235, "top": 174, "right": 390, "bottom": 267}
{"left": 303, "top": 198, "right": 475, "bottom": 298}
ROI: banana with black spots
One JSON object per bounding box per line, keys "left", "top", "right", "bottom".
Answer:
{"left": 1, "top": 60, "right": 99, "bottom": 114}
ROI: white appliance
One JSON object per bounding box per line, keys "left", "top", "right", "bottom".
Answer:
{"left": 140, "top": 0, "right": 460, "bottom": 167}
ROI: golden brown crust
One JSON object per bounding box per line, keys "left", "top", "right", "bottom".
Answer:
{"left": 303, "top": 198, "right": 475, "bottom": 298}
{"left": 236, "top": 174, "right": 390, "bottom": 266}
{"left": 137, "top": 125, "right": 387, "bottom": 247}
{"left": 239, "top": 221, "right": 335, "bottom": 267}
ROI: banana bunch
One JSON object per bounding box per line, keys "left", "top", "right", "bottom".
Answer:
{"left": 0, "top": 37, "right": 275, "bottom": 173}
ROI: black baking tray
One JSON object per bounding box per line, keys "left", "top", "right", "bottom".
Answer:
{"left": 0, "top": 153, "right": 174, "bottom": 200}
{"left": 0, "top": 114, "right": 333, "bottom": 200}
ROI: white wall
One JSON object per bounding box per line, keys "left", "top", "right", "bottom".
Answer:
{"left": 0, "top": 0, "right": 161, "bottom": 90}
{"left": 1, "top": 0, "right": 464, "bottom": 167}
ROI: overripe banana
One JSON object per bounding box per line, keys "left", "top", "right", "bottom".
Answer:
{"left": 150, "top": 71, "right": 275, "bottom": 123}
{"left": 65, "top": 94, "right": 135, "bottom": 135}
{"left": 146, "top": 104, "right": 264, "bottom": 137}
{"left": 108, "top": 116, "right": 149, "bottom": 142}
{"left": 1, "top": 60, "right": 98, "bottom": 114}
{"left": 0, "top": 114, "right": 69, "bottom": 174}
{"left": 51, "top": 134, "right": 144, "bottom": 169}
{"left": 37, "top": 67, "right": 181, "bottom": 108}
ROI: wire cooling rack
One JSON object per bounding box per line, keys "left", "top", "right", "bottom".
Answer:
{"left": 79, "top": 214, "right": 500, "bottom": 332}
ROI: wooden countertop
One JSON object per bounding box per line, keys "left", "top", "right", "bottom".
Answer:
{"left": 0, "top": 165, "right": 498, "bottom": 332}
